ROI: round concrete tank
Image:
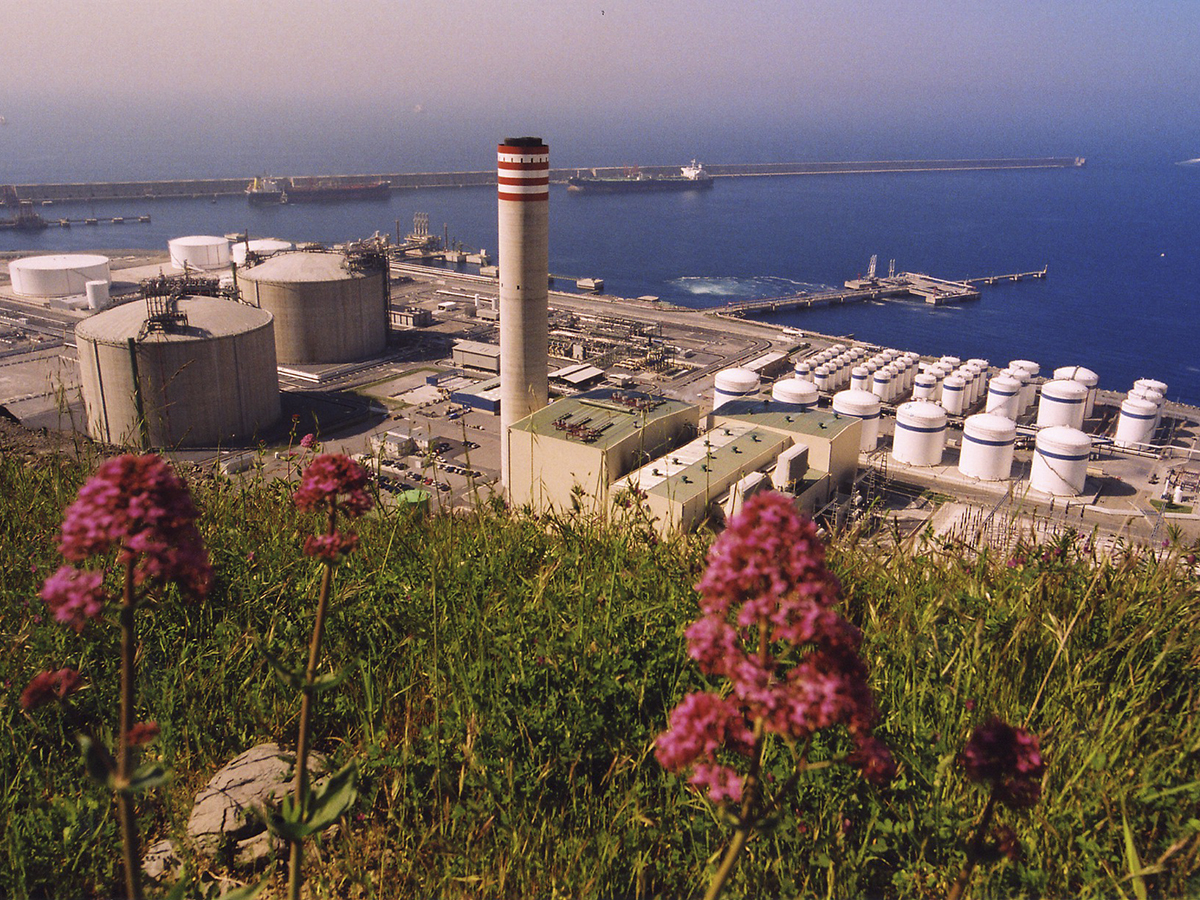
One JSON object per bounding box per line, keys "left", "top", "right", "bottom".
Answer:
{"left": 169, "top": 235, "right": 231, "bottom": 270}
{"left": 713, "top": 367, "right": 760, "bottom": 411}
{"left": 832, "top": 389, "right": 881, "bottom": 451}
{"left": 771, "top": 378, "right": 818, "bottom": 409}
{"left": 892, "top": 401, "right": 947, "bottom": 467}
{"left": 231, "top": 238, "right": 295, "bottom": 265}
{"left": 1114, "top": 397, "right": 1158, "bottom": 447}
{"left": 986, "top": 374, "right": 1022, "bottom": 419}
{"left": 1037, "top": 379, "right": 1088, "bottom": 429}
{"left": 75, "top": 295, "right": 280, "bottom": 448}
{"left": 941, "top": 375, "right": 966, "bottom": 416}
{"left": 1054, "top": 365, "right": 1100, "bottom": 418}
{"left": 239, "top": 251, "right": 388, "bottom": 364}
{"left": 85, "top": 280, "right": 111, "bottom": 310}
{"left": 9, "top": 254, "right": 111, "bottom": 298}
{"left": 959, "top": 414, "right": 1017, "bottom": 481}
{"left": 1030, "top": 426, "right": 1091, "bottom": 496}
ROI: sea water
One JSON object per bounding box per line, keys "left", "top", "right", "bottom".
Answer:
{"left": 3, "top": 120, "right": 1198, "bottom": 404}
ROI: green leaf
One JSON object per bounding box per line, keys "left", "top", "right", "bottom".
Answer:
{"left": 124, "top": 762, "right": 169, "bottom": 794}
{"left": 306, "top": 761, "right": 358, "bottom": 833}
{"left": 77, "top": 735, "right": 114, "bottom": 786}
{"left": 257, "top": 642, "right": 304, "bottom": 690}
{"left": 309, "top": 663, "right": 357, "bottom": 694}
{"left": 1121, "top": 799, "right": 1149, "bottom": 900}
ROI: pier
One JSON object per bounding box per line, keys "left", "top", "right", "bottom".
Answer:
{"left": 0, "top": 158, "right": 1086, "bottom": 205}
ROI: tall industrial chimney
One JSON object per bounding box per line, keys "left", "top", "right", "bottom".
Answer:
{"left": 497, "top": 136, "right": 550, "bottom": 487}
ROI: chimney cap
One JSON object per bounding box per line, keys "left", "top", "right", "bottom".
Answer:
{"left": 502, "top": 136, "right": 545, "bottom": 147}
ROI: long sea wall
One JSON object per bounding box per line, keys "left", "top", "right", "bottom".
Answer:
{"left": 1, "top": 158, "right": 1084, "bottom": 204}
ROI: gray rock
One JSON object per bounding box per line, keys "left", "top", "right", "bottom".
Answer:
{"left": 142, "top": 837, "right": 182, "bottom": 882}
{"left": 186, "top": 742, "right": 327, "bottom": 867}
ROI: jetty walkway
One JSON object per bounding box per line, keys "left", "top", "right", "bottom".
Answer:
{"left": 0, "top": 158, "right": 1084, "bottom": 205}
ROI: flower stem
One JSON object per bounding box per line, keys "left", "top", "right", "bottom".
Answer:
{"left": 117, "top": 560, "right": 143, "bottom": 900}
{"left": 704, "top": 717, "right": 766, "bottom": 900}
{"left": 948, "top": 789, "right": 997, "bottom": 900}
{"left": 289, "top": 506, "right": 336, "bottom": 900}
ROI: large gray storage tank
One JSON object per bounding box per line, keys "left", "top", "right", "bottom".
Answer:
{"left": 238, "top": 251, "right": 388, "bottom": 364}
{"left": 75, "top": 296, "right": 280, "bottom": 448}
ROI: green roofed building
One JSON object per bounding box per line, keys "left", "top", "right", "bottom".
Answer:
{"left": 506, "top": 388, "right": 700, "bottom": 515}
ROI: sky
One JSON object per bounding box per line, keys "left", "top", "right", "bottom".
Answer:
{"left": 4, "top": 0, "right": 1200, "bottom": 176}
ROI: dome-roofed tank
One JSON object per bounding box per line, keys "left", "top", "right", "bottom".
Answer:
{"left": 8, "top": 254, "right": 111, "bottom": 298}
{"left": 169, "top": 235, "right": 231, "bottom": 270}
{"left": 1054, "top": 365, "right": 1100, "bottom": 418}
{"left": 771, "top": 378, "right": 818, "bottom": 409}
{"left": 75, "top": 295, "right": 280, "bottom": 448}
{"left": 986, "top": 374, "right": 1022, "bottom": 420}
{"left": 892, "top": 400, "right": 947, "bottom": 467}
{"left": 1030, "top": 426, "right": 1091, "bottom": 496}
{"left": 239, "top": 250, "right": 388, "bottom": 364}
{"left": 832, "top": 389, "right": 881, "bottom": 451}
{"left": 1114, "top": 397, "right": 1158, "bottom": 448}
{"left": 713, "top": 367, "right": 760, "bottom": 411}
{"left": 231, "top": 238, "right": 295, "bottom": 265}
{"left": 1036, "top": 379, "right": 1089, "bottom": 430}
{"left": 958, "top": 414, "right": 1017, "bottom": 481}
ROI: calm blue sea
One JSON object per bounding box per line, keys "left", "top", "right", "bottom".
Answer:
{"left": 3, "top": 113, "right": 1198, "bottom": 404}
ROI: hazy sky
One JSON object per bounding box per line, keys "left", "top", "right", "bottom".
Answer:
{"left": 4, "top": 0, "right": 1199, "bottom": 173}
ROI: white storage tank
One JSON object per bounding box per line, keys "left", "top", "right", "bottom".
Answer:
{"left": 1003, "top": 366, "right": 1034, "bottom": 413}
{"left": 713, "top": 367, "right": 761, "bottom": 411}
{"left": 1030, "top": 426, "right": 1091, "bottom": 496}
{"left": 1114, "top": 397, "right": 1158, "bottom": 447}
{"left": 771, "top": 378, "right": 818, "bottom": 409}
{"left": 169, "top": 235, "right": 231, "bottom": 270}
{"left": 1054, "top": 365, "right": 1100, "bottom": 418}
{"left": 1135, "top": 378, "right": 1168, "bottom": 397}
{"left": 85, "top": 280, "right": 111, "bottom": 311}
{"left": 239, "top": 250, "right": 389, "bottom": 364}
{"left": 832, "top": 389, "right": 882, "bottom": 451}
{"left": 892, "top": 401, "right": 948, "bottom": 467}
{"left": 913, "top": 373, "right": 936, "bottom": 401}
{"left": 987, "top": 374, "right": 1022, "bottom": 420}
{"left": 871, "top": 368, "right": 893, "bottom": 402}
{"left": 958, "top": 414, "right": 1017, "bottom": 481}
{"left": 1037, "top": 379, "right": 1089, "bottom": 430}
{"left": 75, "top": 295, "right": 280, "bottom": 448}
{"left": 231, "top": 238, "right": 295, "bottom": 265}
{"left": 850, "top": 366, "right": 869, "bottom": 391}
{"left": 8, "top": 254, "right": 111, "bottom": 298}
{"left": 941, "top": 375, "right": 967, "bottom": 416}
{"left": 793, "top": 360, "right": 813, "bottom": 381}
{"left": 813, "top": 365, "right": 832, "bottom": 393}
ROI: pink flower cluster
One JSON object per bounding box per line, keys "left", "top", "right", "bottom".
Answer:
{"left": 303, "top": 531, "right": 360, "bottom": 561}
{"left": 20, "top": 667, "right": 84, "bottom": 711}
{"left": 294, "top": 454, "right": 373, "bottom": 518}
{"left": 39, "top": 566, "right": 107, "bottom": 632}
{"left": 656, "top": 492, "right": 895, "bottom": 802}
{"left": 959, "top": 717, "right": 1045, "bottom": 809}
{"left": 56, "top": 454, "right": 211, "bottom": 598}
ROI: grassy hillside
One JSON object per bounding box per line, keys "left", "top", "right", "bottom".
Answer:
{"left": 3, "top": 450, "right": 1199, "bottom": 898}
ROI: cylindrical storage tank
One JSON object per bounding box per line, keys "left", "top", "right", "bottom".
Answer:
{"left": 8, "top": 254, "right": 111, "bottom": 298}
{"left": 1030, "top": 426, "right": 1091, "bottom": 496}
{"left": 231, "top": 238, "right": 295, "bottom": 265}
{"left": 713, "top": 367, "right": 760, "bottom": 411}
{"left": 813, "top": 365, "right": 832, "bottom": 393}
{"left": 1114, "top": 397, "right": 1158, "bottom": 447}
{"left": 85, "top": 280, "right": 111, "bottom": 310}
{"left": 829, "top": 357, "right": 847, "bottom": 389}
{"left": 959, "top": 414, "right": 1017, "bottom": 481}
{"left": 913, "top": 373, "right": 936, "bottom": 401}
{"left": 850, "top": 366, "right": 869, "bottom": 391}
{"left": 1037, "top": 379, "right": 1088, "bottom": 430}
{"left": 1134, "top": 378, "right": 1168, "bottom": 397}
{"left": 169, "top": 235, "right": 231, "bottom": 270}
{"left": 239, "top": 251, "right": 388, "bottom": 364}
{"left": 940, "top": 355, "right": 961, "bottom": 368}
{"left": 1130, "top": 387, "right": 1165, "bottom": 431}
{"left": 884, "top": 363, "right": 902, "bottom": 401}
{"left": 941, "top": 375, "right": 967, "bottom": 416}
{"left": 986, "top": 374, "right": 1022, "bottom": 419}
{"left": 1054, "top": 365, "right": 1100, "bottom": 418}
{"left": 793, "top": 360, "right": 813, "bottom": 381}
{"left": 1009, "top": 360, "right": 1039, "bottom": 411}
{"left": 1002, "top": 367, "right": 1032, "bottom": 413}
{"left": 871, "top": 368, "right": 892, "bottom": 402}
{"left": 75, "top": 296, "right": 280, "bottom": 448}
{"left": 771, "top": 378, "right": 818, "bottom": 410}
{"left": 957, "top": 369, "right": 977, "bottom": 408}
{"left": 892, "top": 401, "right": 948, "bottom": 467}
{"left": 832, "top": 389, "right": 882, "bottom": 451}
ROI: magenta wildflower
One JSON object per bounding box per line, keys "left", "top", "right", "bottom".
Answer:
{"left": 294, "top": 454, "right": 373, "bottom": 518}
{"left": 960, "top": 717, "right": 1045, "bottom": 809}
{"left": 127, "top": 721, "right": 160, "bottom": 747}
{"left": 656, "top": 692, "right": 753, "bottom": 774}
{"left": 302, "top": 531, "right": 360, "bottom": 561}
{"left": 56, "top": 454, "right": 211, "bottom": 597}
{"left": 299, "top": 433, "right": 317, "bottom": 449}
{"left": 20, "top": 667, "right": 84, "bottom": 711}
{"left": 39, "top": 566, "right": 107, "bottom": 632}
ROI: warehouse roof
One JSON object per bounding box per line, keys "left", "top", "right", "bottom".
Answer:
{"left": 511, "top": 388, "right": 695, "bottom": 450}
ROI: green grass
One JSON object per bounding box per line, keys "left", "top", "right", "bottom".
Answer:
{"left": 3, "top": 452, "right": 1200, "bottom": 898}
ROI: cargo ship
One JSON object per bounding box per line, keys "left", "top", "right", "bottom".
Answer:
{"left": 566, "top": 160, "right": 714, "bottom": 193}
{"left": 246, "top": 175, "right": 391, "bottom": 204}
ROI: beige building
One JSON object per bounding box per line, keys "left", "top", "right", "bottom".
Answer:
{"left": 506, "top": 388, "right": 699, "bottom": 514}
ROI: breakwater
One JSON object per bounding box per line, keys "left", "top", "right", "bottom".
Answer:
{"left": 1, "top": 157, "right": 1084, "bottom": 205}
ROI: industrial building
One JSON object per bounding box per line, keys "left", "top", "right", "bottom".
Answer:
{"left": 238, "top": 249, "right": 388, "bottom": 364}
{"left": 506, "top": 388, "right": 699, "bottom": 514}
{"left": 75, "top": 289, "right": 280, "bottom": 448}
